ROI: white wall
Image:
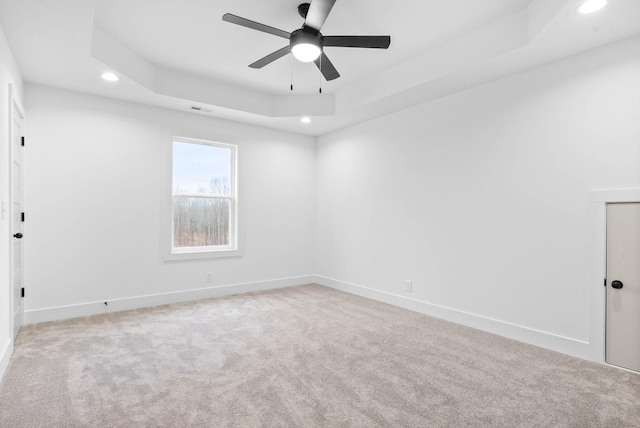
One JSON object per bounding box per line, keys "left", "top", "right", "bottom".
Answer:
{"left": 315, "top": 36, "right": 640, "bottom": 358}
{"left": 23, "top": 85, "right": 316, "bottom": 321}
{"left": 0, "top": 23, "right": 24, "bottom": 378}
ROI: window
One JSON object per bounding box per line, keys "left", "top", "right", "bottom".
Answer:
{"left": 165, "top": 137, "right": 240, "bottom": 260}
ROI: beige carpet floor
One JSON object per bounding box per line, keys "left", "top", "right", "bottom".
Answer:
{"left": 0, "top": 284, "right": 639, "bottom": 427}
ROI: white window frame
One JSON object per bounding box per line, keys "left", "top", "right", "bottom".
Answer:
{"left": 163, "top": 136, "right": 242, "bottom": 261}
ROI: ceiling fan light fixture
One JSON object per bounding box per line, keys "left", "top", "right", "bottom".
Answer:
{"left": 577, "top": 0, "right": 607, "bottom": 14}
{"left": 292, "top": 43, "right": 322, "bottom": 62}
{"left": 290, "top": 29, "right": 322, "bottom": 63}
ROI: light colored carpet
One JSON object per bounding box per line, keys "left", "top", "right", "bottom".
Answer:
{"left": 0, "top": 284, "right": 639, "bottom": 427}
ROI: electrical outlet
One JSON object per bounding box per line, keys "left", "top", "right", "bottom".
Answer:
{"left": 405, "top": 280, "right": 413, "bottom": 292}
{"left": 206, "top": 272, "right": 213, "bottom": 282}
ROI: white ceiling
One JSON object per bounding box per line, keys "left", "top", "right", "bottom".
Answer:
{"left": 0, "top": 0, "right": 639, "bottom": 136}
{"left": 93, "top": 0, "right": 531, "bottom": 95}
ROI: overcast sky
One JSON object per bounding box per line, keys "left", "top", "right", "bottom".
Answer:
{"left": 173, "top": 141, "right": 231, "bottom": 194}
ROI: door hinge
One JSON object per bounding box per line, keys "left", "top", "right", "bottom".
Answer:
{"left": 21, "top": 136, "right": 24, "bottom": 147}
{"left": 21, "top": 212, "right": 25, "bottom": 222}
{"left": 21, "top": 288, "right": 25, "bottom": 298}
{"left": 604, "top": 278, "right": 606, "bottom": 287}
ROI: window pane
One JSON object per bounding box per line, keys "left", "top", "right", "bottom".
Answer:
{"left": 173, "top": 141, "right": 231, "bottom": 195}
{"left": 173, "top": 197, "right": 231, "bottom": 247}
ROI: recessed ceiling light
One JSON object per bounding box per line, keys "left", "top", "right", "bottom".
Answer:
{"left": 101, "top": 72, "right": 119, "bottom": 82}
{"left": 577, "top": 0, "right": 607, "bottom": 14}
{"left": 300, "top": 117, "right": 311, "bottom": 123}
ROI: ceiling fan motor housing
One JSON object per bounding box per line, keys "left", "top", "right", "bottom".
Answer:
{"left": 298, "top": 3, "right": 311, "bottom": 19}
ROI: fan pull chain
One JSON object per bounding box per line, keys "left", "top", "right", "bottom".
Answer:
{"left": 319, "top": 54, "right": 322, "bottom": 94}
{"left": 290, "top": 54, "right": 293, "bottom": 91}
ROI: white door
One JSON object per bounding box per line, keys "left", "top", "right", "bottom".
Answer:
{"left": 605, "top": 202, "right": 640, "bottom": 372}
{"left": 10, "top": 87, "right": 25, "bottom": 339}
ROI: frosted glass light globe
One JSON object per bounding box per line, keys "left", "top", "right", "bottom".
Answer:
{"left": 291, "top": 43, "right": 322, "bottom": 63}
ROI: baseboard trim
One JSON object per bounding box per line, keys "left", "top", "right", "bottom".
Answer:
{"left": 25, "top": 275, "right": 314, "bottom": 325}
{"left": 23, "top": 275, "right": 590, "bottom": 359}
{"left": 0, "top": 339, "right": 13, "bottom": 382}
{"left": 314, "top": 275, "right": 589, "bottom": 360}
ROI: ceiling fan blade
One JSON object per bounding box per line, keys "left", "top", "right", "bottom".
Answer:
{"left": 323, "top": 35, "right": 391, "bottom": 49}
{"left": 314, "top": 52, "right": 340, "bottom": 81}
{"left": 249, "top": 46, "right": 290, "bottom": 69}
{"left": 222, "top": 13, "right": 291, "bottom": 39}
{"left": 304, "top": 0, "right": 336, "bottom": 32}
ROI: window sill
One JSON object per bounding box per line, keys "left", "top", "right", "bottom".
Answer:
{"left": 163, "top": 248, "right": 243, "bottom": 262}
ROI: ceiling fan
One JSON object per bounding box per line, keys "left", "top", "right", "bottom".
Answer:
{"left": 222, "top": 0, "right": 391, "bottom": 81}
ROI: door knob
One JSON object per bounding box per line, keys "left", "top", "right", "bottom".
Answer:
{"left": 611, "top": 280, "right": 623, "bottom": 289}
{"left": 13, "top": 233, "right": 23, "bottom": 239}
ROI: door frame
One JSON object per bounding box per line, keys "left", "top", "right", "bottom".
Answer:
{"left": 589, "top": 189, "right": 640, "bottom": 363}
{"left": 8, "top": 83, "right": 25, "bottom": 338}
